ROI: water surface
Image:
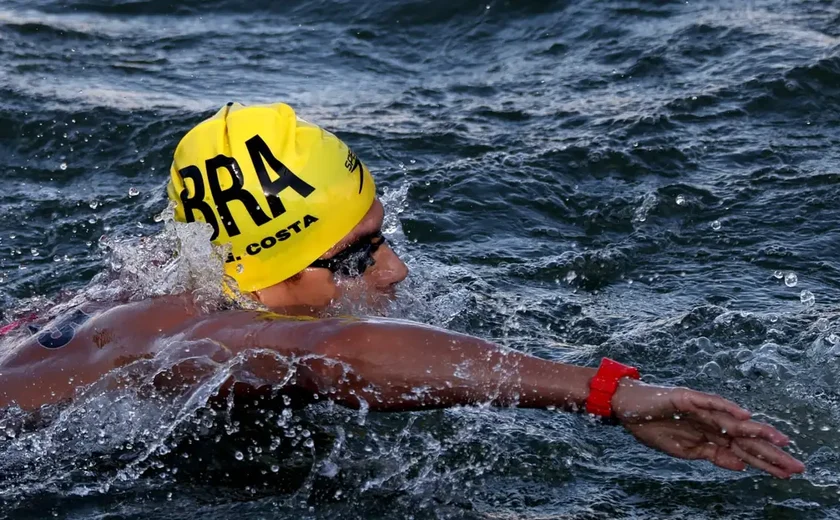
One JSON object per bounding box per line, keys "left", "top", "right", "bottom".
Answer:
{"left": 1, "top": 1, "right": 839, "bottom": 518}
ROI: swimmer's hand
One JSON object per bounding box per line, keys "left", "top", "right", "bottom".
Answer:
{"left": 611, "top": 380, "right": 806, "bottom": 479}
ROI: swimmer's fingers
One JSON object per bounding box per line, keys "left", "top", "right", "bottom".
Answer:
{"left": 624, "top": 410, "right": 805, "bottom": 478}
{"left": 730, "top": 437, "right": 806, "bottom": 479}
{"left": 689, "top": 409, "right": 790, "bottom": 447}
{"left": 693, "top": 443, "right": 747, "bottom": 472}
{"left": 676, "top": 389, "right": 751, "bottom": 421}
{"left": 703, "top": 432, "right": 803, "bottom": 478}
{"left": 627, "top": 421, "right": 747, "bottom": 473}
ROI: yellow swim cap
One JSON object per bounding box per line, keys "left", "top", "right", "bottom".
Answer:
{"left": 167, "top": 102, "right": 376, "bottom": 292}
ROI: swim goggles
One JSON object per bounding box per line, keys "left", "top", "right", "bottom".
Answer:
{"left": 309, "top": 231, "right": 386, "bottom": 277}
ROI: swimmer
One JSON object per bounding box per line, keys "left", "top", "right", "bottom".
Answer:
{"left": 0, "top": 103, "right": 805, "bottom": 479}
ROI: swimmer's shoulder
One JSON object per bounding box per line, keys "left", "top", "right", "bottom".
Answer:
{"left": 2, "top": 294, "right": 204, "bottom": 358}
{"left": 177, "top": 308, "right": 352, "bottom": 354}
{"left": 90, "top": 293, "right": 204, "bottom": 331}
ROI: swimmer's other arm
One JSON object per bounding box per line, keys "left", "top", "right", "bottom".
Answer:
{"left": 211, "top": 317, "right": 805, "bottom": 478}
{"left": 298, "top": 320, "right": 597, "bottom": 412}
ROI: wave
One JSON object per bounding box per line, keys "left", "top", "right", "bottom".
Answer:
{"left": 9, "top": 0, "right": 569, "bottom": 23}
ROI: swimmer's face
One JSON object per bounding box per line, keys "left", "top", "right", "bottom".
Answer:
{"left": 252, "top": 199, "right": 409, "bottom": 313}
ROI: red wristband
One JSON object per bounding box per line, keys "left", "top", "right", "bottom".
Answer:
{"left": 585, "top": 358, "right": 640, "bottom": 418}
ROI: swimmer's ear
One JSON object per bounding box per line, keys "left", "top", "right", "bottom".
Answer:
{"left": 27, "top": 325, "right": 40, "bottom": 335}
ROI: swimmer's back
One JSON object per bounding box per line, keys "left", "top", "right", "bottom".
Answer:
{"left": 0, "top": 294, "right": 207, "bottom": 409}
{"left": 0, "top": 294, "right": 352, "bottom": 411}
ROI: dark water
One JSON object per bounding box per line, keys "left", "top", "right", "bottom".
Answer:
{"left": 1, "top": 0, "right": 840, "bottom": 518}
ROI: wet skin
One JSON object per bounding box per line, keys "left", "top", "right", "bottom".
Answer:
{"left": 0, "top": 200, "right": 806, "bottom": 479}
{"left": 253, "top": 199, "right": 408, "bottom": 312}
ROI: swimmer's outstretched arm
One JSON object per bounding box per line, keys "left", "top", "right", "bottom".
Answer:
{"left": 233, "top": 318, "right": 805, "bottom": 479}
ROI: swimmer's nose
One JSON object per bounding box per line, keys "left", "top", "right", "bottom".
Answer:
{"left": 368, "top": 243, "right": 408, "bottom": 289}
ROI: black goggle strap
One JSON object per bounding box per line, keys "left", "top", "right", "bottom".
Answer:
{"left": 309, "top": 232, "right": 386, "bottom": 275}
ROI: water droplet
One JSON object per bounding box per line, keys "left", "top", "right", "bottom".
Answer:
{"left": 675, "top": 195, "right": 686, "bottom": 206}
{"left": 89, "top": 201, "right": 99, "bottom": 209}
{"left": 773, "top": 270, "right": 783, "bottom": 279}
{"left": 711, "top": 220, "right": 722, "bottom": 231}
{"left": 303, "top": 438, "right": 314, "bottom": 448}
{"left": 128, "top": 187, "right": 140, "bottom": 197}
{"left": 816, "top": 318, "right": 829, "bottom": 332}
{"left": 234, "top": 451, "right": 244, "bottom": 461}
{"left": 271, "top": 465, "right": 279, "bottom": 473}
{"left": 700, "top": 361, "right": 722, "bottom": 379}
{"left": 153, "top": 213, "right": 164, "bottom": 223}
{"left": 784, "top": 272, "right": 798, "bottom": 287}
{"left": 800, "top": 290, "right": 815, "bottom": 307}
{"left": 31, "top": 248, "right": 39, "bottom": 257}
{"left": 59, "top": 162, "right": 67, "bottom": 171}
{"left": 236, "top": 264, "right": 244, "bottom": 274}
